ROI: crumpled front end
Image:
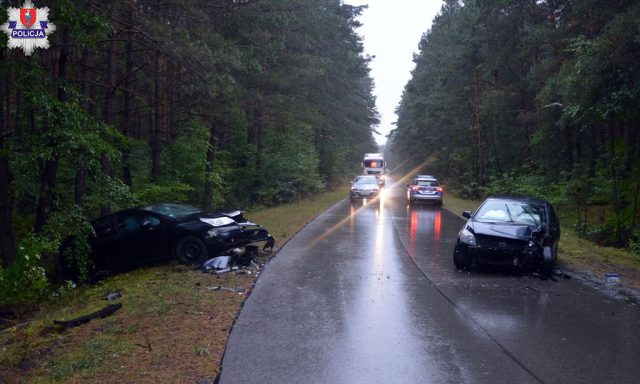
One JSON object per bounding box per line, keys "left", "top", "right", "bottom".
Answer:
{"left": 465, "top": 225, "right": 547, "bottom": 268}
{"left": 202, "top": 220, "right": 275, "bottom": 255}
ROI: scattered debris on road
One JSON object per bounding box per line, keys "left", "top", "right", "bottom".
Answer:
{"left": 208, "top": 286, "right": 244, "bottom": 293}
{"left": 605, "top": 273, "right": 621, "bottom": 286}
{"left": 200, "top": 246, "right": 268, "bottom": 276}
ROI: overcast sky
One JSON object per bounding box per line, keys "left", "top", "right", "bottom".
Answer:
{"left": 343, "top": 0, "right": 444, "bottom": 145}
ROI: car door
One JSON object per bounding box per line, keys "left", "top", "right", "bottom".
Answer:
{"left": 546, "top": 204, "right": 561, "bottom": 253}
{"left": 90, "top": 215, "right": 119, "bottom": 273}
{"left": 112, "top": 211, "right": 170, "bottom": 271}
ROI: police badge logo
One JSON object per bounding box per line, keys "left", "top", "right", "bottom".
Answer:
{"left": 2, "top": 1, "right": 56, "bottom": 56}
{"left": 20, "top": 8, "right": 37, "bottom": 28}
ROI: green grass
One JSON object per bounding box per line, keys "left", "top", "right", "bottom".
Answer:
{"left": 443, "top": 193, "right": 482, "bottom": 217}
{"left": 247, "top": 185, "right": 349, "bottom": 247}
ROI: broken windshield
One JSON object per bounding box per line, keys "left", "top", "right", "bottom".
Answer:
{"left": 476, "top": 201, "right": 545, "bottom": 225}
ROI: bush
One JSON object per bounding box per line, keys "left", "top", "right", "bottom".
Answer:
{"left": 480, "top": 171, "right": 567, "bottom": 206}
{"left": 626, "top": 229, "right": 640, "bottom": 256}
{"left": 0, "top": 235, "right": 53, "bottom": 307}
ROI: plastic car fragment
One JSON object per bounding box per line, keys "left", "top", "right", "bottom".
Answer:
{"left": 102, "top": 291, "right": 122, "bottom": 301}
{"left": 202, "top": 255, "right": 232, "bottom": 271}
{"left": 53, "top": 303, "right": 122, "bottom": 328}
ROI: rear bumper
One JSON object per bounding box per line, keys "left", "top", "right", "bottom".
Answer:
{"left": 409, "top": 192, "right": 442, "bottom": 201}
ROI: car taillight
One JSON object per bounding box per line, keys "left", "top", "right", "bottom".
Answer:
{"left": 436, "top": 187, "right": 443, "bottom": 192}
{"left": 412, "top": 186, "right": 420, "bottom": 190}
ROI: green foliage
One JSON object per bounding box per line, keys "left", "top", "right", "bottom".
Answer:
{"left": 388, "top": 0, "right": 640, "bottom": 250}
{"left": 0, "top": 0, "right": 379, "bottom": 301}
{"left": 48, "top": 207, "right": 95, "bottom": 282}
{"left": 481, "top": 172, "right": 567, "bottom": 206}
{"left": 257, "top": 124, "right": 325, "bottom": 206}
{"left": 134, "top": 183, "right": 195, "bottom": 206}
{"left": 0, "top": 235, "right": 53, "bottom": 306}
{"left": 627, "top": 229, "right": 640, "bottom": 256}
{"left": 157, "top": 124, "right": 208, "bottom": 192}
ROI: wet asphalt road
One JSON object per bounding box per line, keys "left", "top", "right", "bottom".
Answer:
{"left": 219, "top": 180, "right": 640, "bottom": 384}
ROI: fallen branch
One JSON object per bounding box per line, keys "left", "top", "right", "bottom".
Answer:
{"left": 135, "top": 333, "right": 152, "bottom": 352}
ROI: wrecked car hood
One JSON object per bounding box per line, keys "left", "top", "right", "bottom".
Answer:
{"left": 184, "top": 210, "right": 246, "bottom": 223}
{"left": 469, "top": 221, "right": 538, "bottom": 240}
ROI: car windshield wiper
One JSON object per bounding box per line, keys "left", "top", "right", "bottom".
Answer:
{"left": 504, "top": 203, "right": 514, "bottom": 222}
{"left": 522, "top": 206, "right": 540, "bottom": 226}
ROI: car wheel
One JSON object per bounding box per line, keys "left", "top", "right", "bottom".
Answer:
{"left": 176, "top": 236, "right": 209, "bottom": 265}
{"left": 453, "top": 243, "right": 471, "bottom": 270}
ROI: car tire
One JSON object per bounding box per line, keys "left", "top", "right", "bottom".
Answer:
{"left": 176, "top": 236, "right": 209, "bottom": 265}
{"left": 453, "top": 243, "right": 471, "bottom": 270}
{"left": 541, "top": 246, "right": 554, "bottom": 277}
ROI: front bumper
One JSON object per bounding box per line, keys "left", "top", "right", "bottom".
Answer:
{"left": 459, "top": 240, "right": 544, "bottom": 267}
{"left": 350, "top": 190, "right": 379, "bottom": 199}
{"left": 204, "top": 226, "right": 274, "bottom": 254}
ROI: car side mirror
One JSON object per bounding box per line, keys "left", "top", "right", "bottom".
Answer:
{"left": 462, "top": 211, "right": 472, "bottom": 219}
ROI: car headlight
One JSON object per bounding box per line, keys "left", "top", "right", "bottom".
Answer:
{"left": 459, "top": 227, "right": 476, "bottom": 246}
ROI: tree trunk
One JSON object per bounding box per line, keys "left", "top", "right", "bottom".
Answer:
{"left": 75, "top": 48, "right": 92, "bottom": 205}
{"left": 122, "top": 19, "right": 134, "bottom": 187}
{"left": 151, "top": 53, "right": 162, "bottom": 182}
{"left": 473, "top": 69, "right": 484, "bottom": 185}
{"left": 34, "top": 148, "right": 58, "bottom": 234}
{"left": 253, "top": 104, "right": 265, "bottom": 192}
{"left": 203, "top": 120, "right": 217, "bottom": 210}
{"left": 35, "top": 29, "right": 70, "bottom": 233}
{"left": 101, "top": 36, "right": 118, "bottom": 214}
{"left": 0, "top": 49, "right": 17, "bottom": 266}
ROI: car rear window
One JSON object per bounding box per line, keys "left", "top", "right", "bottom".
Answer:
{"left": 416, "top": 180, "right": 439, "bottom": 187}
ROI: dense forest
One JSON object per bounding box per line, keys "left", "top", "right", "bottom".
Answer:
{"left": 0, "top": 0, "right": 379, "bottom": 302}
{"left": 387, "top": 0, "right": 640, "bottom": 252}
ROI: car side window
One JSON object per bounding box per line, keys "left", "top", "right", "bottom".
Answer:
{"left": 93, "top": 218, "right": 115, "bottom": 237}
{"left": 141, "top": 215, "right": 161, "bottom": 228}
{"left": 116, "top": 213, "right": 160, "bottom": 234}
